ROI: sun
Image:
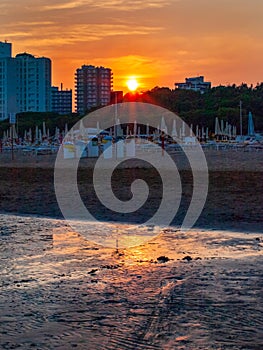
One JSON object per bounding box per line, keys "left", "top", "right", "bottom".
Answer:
{"left": 126, "top": 77, "right": 139, "bottom": 92}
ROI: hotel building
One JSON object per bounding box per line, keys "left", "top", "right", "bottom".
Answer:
{"left": 175, "top": 76, "right": 211, "bottom": 94}
{"left": 0, "top": 41, "right": 51, "bottom": 120}
{"left": 75, "top": 65, "right": 113, "bottom": 115}
{"left": 51, "top": 84, "right": 72, "bottom": 115}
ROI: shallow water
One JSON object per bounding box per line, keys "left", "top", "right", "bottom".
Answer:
{"left": 0, "top": 214, "right": 263, "bottom": 349}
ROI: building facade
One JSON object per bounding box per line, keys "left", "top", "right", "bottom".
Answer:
{"left": 0, "top": 41, "right": 15, "bottom": 120}
{"left": 15, "top": 53, "right": 51, "bottom": 113}
{"left": 75, "top": 65, "right": 112, "bottom": 115}
{"left": 0, "top": 41, "right": 51, "bottom": 120}
{"left": 175, "top": 76, "right": 211, "bottom": 94}
{"left": 51, "top": 84, "right": 72, "bottom": 115}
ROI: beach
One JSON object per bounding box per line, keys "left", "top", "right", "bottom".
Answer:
{"left": 0, "top": 148, "right": 263, "bottom": 349}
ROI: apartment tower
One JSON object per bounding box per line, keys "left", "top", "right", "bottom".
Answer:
{"left": 75, "top": 65, "right": 112, "bottom": 115}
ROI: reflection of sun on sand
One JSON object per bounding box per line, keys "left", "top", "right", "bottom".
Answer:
{"left": 52, "top": 222, "right": 263, "bottom": 264}
{"left": 0, "top": 214, "right": 263, "bottom": 349}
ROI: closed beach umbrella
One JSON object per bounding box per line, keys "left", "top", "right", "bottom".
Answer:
{"left": 28, "top": 128, "right": 32, "bottom": 143}
{"left": 43, "top": 121, "right": 47, "bottom": 138}
{"left": 35, "top": 125, "right": 39, "bottom": 142}
{"left": 64, "top": 123, "right": 68, "bottom": 135}
{"left": 134, "top": 120, "right": 137, "bottom": 136}
{"left": 248, "top": 111, "right": 255, "bottom": 136}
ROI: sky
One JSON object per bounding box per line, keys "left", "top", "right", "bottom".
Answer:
{"left": 1, "top": 0, "right": 263, "bottom": 93}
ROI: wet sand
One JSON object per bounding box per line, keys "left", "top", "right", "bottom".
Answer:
{"left": 0, "top": 148, "right": 263, "bottom": 349}
{"left": 0, "top": 215, "right": 262, "bottom": 349}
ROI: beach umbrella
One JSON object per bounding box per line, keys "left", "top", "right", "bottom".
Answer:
{"left": 248, "top": 111, "right": 255, "bottom": 136}
{"left": 160, "top": 116, "right": 166, "bottom": 131}
{"left": 182, "top": 121, "right": 186, "bottom": 137}
{"left": 35, "top": 125, "right": 39, "bottom": 143}
{"left": 201, "top": 126, "right": 205, "bottom": 140}
{"left": 28, "top": 128, "right": 32, "bottom": 143}
{"left": 12, "top": 125, "right": 18, "bottom": 140}
{"left": 96, "top": 121, "right": 100, "bottom": 135}
{"left": 206, "top": 127, "right": 209, "bottom": 140}
{"left": 64, "top": 123, "right": 68, "bottom": 135}
{"left": 190, "top": 124, "right": 193, "bottom": 137}
{"left": 171, "top": 119, "right": 177, "bottom": 139}
{"left": 196, "top": 125, "right": 199, "bottom": 139}
{"left": 146, "top": 123, "right": 149, "bottom": 137}
{"left": 215, "top": 117, "right": 221, "bottom": 135}
{"left": 39, "top": 129, "right": 42, "bottom": 142}
{"left": 42, "top": 121, "right": 47, "bottom": 138}
{"left": 55, "top": 127, "right": 60, "bottom": 142}
{"left": 79, "top": 119, "right": 86, "bottom": 138}
{"left": 134, "top": 120, "right": 137, "bottom": 136}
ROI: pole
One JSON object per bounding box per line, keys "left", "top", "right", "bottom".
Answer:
{"left": 114, "top": 92, "right": 117, "bottom": 159}
{"left": 239, "top": 100, "right": 243, "bottom": 139}
{"left": 11, "top": 124, "right": 14, "bottom": 160}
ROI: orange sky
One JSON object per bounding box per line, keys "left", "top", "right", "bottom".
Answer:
{"left": 1, "top": 0, "right": 263, "bottom": 93}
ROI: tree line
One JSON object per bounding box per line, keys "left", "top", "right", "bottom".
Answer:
{"left": 124, "top": 83, "right": 263, "bottom": 134}
{"left": 0, "top": 83, "right": 262, "bottom": 138}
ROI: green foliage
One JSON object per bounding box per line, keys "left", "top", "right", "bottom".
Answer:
{"left": 124, "top": 84, "right": 263, "bottom": 133}
{"left": 1, "top": 83, "right": 263, "bottom": 137}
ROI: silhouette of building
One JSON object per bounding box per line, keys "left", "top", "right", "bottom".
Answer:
{"left": 75, "top": 65, "right": 113, "bottom": 115}
{"left": 51, "top": 84, "right": 72, "bottom": 115}
{"left": 0, "top": 41, "right": 51, "bottom": 120}
{"left": 110, "top": 90, "right": 123, "bottom": 104}
{"left": 175, "top": 76, "right": 211, "bottom": 94}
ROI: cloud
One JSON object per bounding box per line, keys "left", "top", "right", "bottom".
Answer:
{"left": 3, "top": 22, "right": 163, "bottom": 47}
{"left": 40, "top": 0, "right": 172, "bottom": 11}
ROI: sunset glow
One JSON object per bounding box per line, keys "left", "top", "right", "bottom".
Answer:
{"left": 0, "top": 1, "right": 262, "bottom": 92}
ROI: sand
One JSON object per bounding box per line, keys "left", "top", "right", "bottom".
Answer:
{"left": 0, "top": 147, "right": 262, "bottom": 349}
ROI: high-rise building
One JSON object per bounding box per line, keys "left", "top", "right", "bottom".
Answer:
{"left": 175, "top": 76, "right": 211, "bottom": 94}
{"left": 15, "top": 53, "right": 51, "bottom": 113}
{"left": 75, "top": 65, "right": 113, "bottom": 115}
{"left": 51, "top": 84, "right": 72, "bottom": 115}
{"left": 0, "top": 41, "right": 11, "bottom": 58}
{"left": 0, "top": 41, "right": 15, "bottom": 120}
{"left": 0, "top": 41, "right": 51, "bottom": 121}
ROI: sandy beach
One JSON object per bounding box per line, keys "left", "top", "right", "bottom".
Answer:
{"left": 0, "top": 147, "right": 262, "bottom": 349}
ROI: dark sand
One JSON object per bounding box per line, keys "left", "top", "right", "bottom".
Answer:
{"left": 0, "top": 148, "right": 262, "bottom": 233}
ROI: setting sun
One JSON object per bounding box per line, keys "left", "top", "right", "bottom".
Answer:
{"left": 126, "top": 77, "right": 139, "bottom": 92}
